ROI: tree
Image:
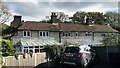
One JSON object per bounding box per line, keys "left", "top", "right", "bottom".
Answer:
{"left": 72, "top": 11, "right": 105, "bottom": 24}
{"left": 73, "top": 11, "right": 87, "bottom": 24}
{"left": 0, "top": 0, "right": 12, "bottom": 24}
{"left": 104, "top": 12, "right": 120, "bottom": 32}
{"left": 46, "top": 12, "right": 69, "bottom": 23}
{"left": 0, "top": 23, "right": 13, "bottom": 39}
{"left": 44, "top": 45, "right": 64, "bottom": 64}
{"left": 1, "top": 39, "right": 15, "bottom": 56}
{"left": 88, "top": 12, "right": 104, "bottom": 24}
{"left": 102, "top": 33, "right": 119, "bottom": 46}
{"left": 0, "top": 23, "right": 9, "bottom": 35}
{"left": 56, "top": 12, "right": 69, "bottom": 22}
{"left": 104, "top": 12, "right": 119, "bottom": 24}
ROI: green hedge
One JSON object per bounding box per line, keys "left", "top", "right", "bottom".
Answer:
{"left": 44, "top": 45, "right": 64, "bottom": 64}
{"left": 1, "top": 39, "right": 15, "bottom": 56}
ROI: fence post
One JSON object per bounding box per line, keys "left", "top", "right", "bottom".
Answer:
{"left": 35, "top": 53, "right": 36, "bottom": 66}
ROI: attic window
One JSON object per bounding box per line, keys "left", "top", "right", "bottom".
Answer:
{"left": 23, "top": 31, "right": 31, "bottom": 37}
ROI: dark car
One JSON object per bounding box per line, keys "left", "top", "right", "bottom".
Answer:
{"left": 61, "top": 45, "right": 96, "bottom": 68}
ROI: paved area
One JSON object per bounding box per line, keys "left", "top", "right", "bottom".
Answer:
{"left": 35, "top": 62, "right": 120, "bottom": 68}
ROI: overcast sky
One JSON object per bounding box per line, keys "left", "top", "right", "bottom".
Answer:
{"left": 3, "top": 0, "right": 120, "bottom": 25}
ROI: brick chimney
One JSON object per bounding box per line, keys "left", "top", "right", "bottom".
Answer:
{"left": 51, "top": 12, "right": 57, "bottom": 23}
{"left": 85, "top": 14, "right": 93, "bottom": 26}
{"left": 11, "top": 15, "right": 22, "bottom": 28}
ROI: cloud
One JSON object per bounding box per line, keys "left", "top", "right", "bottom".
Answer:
{"left": 4, "top": 0, "right": 119, "bottom": 22}
{"left": 4, "top": 0, "right": 120, "bottom": 2}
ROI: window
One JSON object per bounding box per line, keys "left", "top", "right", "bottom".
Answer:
{"left": 75, "top": 32, "right": 80, "bottom": 37}
{"left": 101, "top": 33, "right": 107, "bottom": 37}
{"left": 64, "top": 47, "right": 80, "bottom": 53}
{"left": 63, "top": 32, "right": 71, "bottom": 37}
{"left": 23, "top": 31, "right": 31, "bottom": 37}
{"left": 85, "top": 32, "right": 92, "bottom": 36}
{"left": 39, "top": 31, "right": 49, "bottom": 37}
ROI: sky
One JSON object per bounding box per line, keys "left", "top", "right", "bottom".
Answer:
{"left": 3, "top": 0, "right": 120, "bottom": 25}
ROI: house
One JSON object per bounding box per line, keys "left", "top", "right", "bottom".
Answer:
{"left": 11, "top": 12, "right": 118, "bottom": 53}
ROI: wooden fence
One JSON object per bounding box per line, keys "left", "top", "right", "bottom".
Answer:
{"left": 91, "top": 46, "right": 120, "bottom": 66}
{"left": 2, "top": 52, "right": 47, "bottom": 68}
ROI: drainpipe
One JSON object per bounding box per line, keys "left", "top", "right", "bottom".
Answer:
{"left": 59, "top": 30, "right": 62, "bottom": 43}
{"left": 59, "top": 23, "right": 62, "bottom": 43}
{"left": 92, "top": 32, "right": 94, "bottom": 41}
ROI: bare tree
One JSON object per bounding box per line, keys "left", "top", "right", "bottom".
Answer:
{"left": 0, "top": 0, "right": 12, "bottom": 24}
{"left": 56, "top": 12, "right": 69, "bottom": 22}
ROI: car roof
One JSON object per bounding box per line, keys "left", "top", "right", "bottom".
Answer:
{"left": 67, "top": 45, "right": 91, "bottom": 49}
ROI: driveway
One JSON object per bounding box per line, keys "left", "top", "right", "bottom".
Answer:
{"left": 36, "top": 63, "right": 120, "bottom": 68}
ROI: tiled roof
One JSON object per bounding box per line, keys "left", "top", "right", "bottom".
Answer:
{"left": 18, "top": 21, "right": 118, "bottom": 32}
{"left": 59, "top": 23, "right": 118, "bottom": 32}
{"left": 18, "top": 21, "right": 51, "bottom": 31}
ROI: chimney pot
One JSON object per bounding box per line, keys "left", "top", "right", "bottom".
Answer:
{"left": 51, "top": 12, "right": 57, "bottom": 23}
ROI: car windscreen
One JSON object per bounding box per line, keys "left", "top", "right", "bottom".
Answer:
{"left": 64, "top": 47, "right": 80, "bottom": 53}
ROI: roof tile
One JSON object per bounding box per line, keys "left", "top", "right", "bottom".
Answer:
{"left": 18, "top": 21, "right": 118, "bottom": 32}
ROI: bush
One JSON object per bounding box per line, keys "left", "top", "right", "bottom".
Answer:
{"left": 44, "top": 45, "right": 64, "bottom": 64}
{"left": 1, "top": 39, "right": 15, "bottom": 56}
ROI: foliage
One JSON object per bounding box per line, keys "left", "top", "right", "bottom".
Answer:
{"left": 88, "top": 12, "right": 104, "bottom": 24}
{"left": 44, "top": 45, "right": 64, "bottom": 63}
{"left": 72, "top": 11, "right": 119, "bottom": 25}
{"left": 73, "top": 11, "right": 87, "bottom": 24}
{"left": 102, "top": 33, "right": 119, "bottom": 46}
{"left": 68, "top": 44, "right": 81, "bottom": 46}
{"left": 0, "top": 23, "right": 9, "bottom": 36}
{"left": 104, "top": 12, "right": 119, "bottom": 24}
{"left": 1, "top": 39, "right": 15, "bottom": 56}
{"left": 0, "top": 52, "right": 2, "bottom": 64}
{"left": 110, "top": 23, "right": 120, "bottom": 31}
{"left": 72, "top": 11, "right": 104, "bottom": 24}
{"left": 0, "top": 0, "right": 12, "bottom": 24}
{"left": 0, "top": 23, "right": 16, "bottom": 39}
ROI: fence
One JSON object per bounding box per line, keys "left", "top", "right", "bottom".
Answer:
{"left": 2, "top": 52, "right": 47, "bottom": 68}
{"left": 91, "top": 46, "right": 120, "bottom": 66}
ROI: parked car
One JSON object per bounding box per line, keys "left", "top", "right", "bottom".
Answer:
{"left": 61, "top": 45, "right": 96, "bottom": 68}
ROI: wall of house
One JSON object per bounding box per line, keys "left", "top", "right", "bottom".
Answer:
{"left": 49, "top": 31, "right": 59, "bottom": 41}
{"left": 31, "top": 31, "right": 39, "bottom": 37}
{"left": 16, "top": 31, "right": 59, "bottom": 38}
{"left": 12, "top": 30, "right": 106, "bottom": 46}
{"left": 61, "top": 32, "right": 104, "bottom": 41}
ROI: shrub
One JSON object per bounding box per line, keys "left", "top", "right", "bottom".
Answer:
{"left": 44, "top": 45, "right": 64, "bottom": 64}
{"left": 1, "top": 39, "right": 15, "bottom": 56}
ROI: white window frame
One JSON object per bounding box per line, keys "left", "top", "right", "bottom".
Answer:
{"left": 75, "top": 32, "right": 80, "bottom": 37}
{"left": 63, "top": 32, "right": 71, "bottom": 37}
{"left": 85, "top": 32, "right": 92, "bottom": 36}
{"left": 39, "top": 31, "right": 49, "bottom": 37}
{"left": 23, "top": 31, "right": 31, "bottom": 37}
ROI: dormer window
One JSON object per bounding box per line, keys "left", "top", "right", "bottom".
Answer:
{"left": 23, "top": 31, "right": 31, "bottom": 37}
